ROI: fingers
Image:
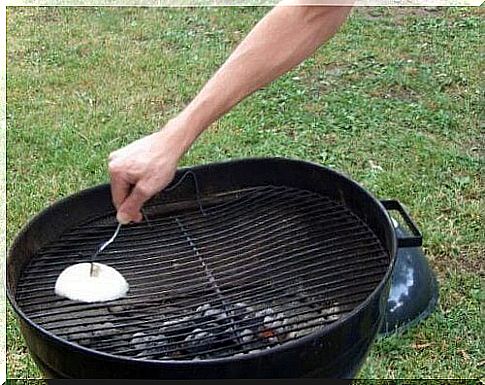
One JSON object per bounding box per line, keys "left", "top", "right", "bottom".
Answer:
{"left": 108, "top": 153, "right": 152, "bottom": 224}
{"left": 108, "top": 162, "right": 131, "bottom": 210}
{"left": 117, "top": 183, "right": 153, "bottom": 224}
{"left": 107, "top": 130, "right": 179, "bottom": 224}
{"left": 110, "top": 175, "right": 132, "bottom": 210}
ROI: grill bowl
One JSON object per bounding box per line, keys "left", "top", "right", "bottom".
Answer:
{"left": 7, "top": 158, "right": 411, "bottom": 378}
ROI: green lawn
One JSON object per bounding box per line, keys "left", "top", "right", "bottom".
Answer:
{"left": 6, "top": 6, "right": 483, "bottom": 379}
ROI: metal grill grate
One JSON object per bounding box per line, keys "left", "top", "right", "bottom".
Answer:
{"left": 16, "top": 185, "right": 390, "bottom": 361}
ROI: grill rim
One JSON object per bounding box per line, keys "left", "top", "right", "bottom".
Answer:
{"left": 7, "top": 157, "right": 398, "bottom": 366}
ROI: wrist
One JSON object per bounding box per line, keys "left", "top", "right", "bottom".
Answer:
{"left": 178, "top": 99, "right": 215, "bottom": 132}
{"left": 156, "top": 115, "right": 199, "bottom": 162}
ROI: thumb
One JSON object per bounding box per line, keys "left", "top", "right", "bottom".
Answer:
{"left": 117, "top": 184, "right": 151, "bottom": 224}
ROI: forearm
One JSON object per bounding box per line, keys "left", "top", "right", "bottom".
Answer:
{"left": 166, "top": 5, "right": 351, "bottom": 155}
{"left": 110, "top": 5, "right": 351, "bottom": 222}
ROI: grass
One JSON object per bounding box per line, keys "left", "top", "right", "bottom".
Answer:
{"left": 6, "top": 6, "right": 484, "bottom": 379}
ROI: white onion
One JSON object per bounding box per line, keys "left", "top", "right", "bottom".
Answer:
{"left": 54, "top": 262, "right": 129, "bottom": 303}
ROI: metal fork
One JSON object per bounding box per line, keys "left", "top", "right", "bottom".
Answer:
{"left": 90, "top": 222, "right": 122, "bottom": 276}
{"left": 88, "top": 170, "right": 204, "bottom": 276}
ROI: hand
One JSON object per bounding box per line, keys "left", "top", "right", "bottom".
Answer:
{"left": 108, "top": 121, "right": 188, "bottom": 224}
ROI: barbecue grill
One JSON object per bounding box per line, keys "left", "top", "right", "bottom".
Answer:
{"left": 7, "top": 158, "right": 423, "bottom": 379}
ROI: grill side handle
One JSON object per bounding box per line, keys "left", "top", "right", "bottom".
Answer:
{"left": 381, "top": 200, "right": 423, "bottom": 248}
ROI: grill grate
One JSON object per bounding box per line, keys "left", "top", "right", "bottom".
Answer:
{"left": 16, "top": 185, "right": 390, "bottom": 361}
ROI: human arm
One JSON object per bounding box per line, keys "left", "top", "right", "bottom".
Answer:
{"left": 109, "top": 4, "right": 352, "bottom": 223}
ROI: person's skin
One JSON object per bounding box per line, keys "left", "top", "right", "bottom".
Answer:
{"left": 108, "top": 4, "right": 352, "bottom": 224}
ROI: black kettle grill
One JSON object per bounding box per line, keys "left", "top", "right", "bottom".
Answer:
{"left": 7, "top": 158, "right": 436, "bottom": 379}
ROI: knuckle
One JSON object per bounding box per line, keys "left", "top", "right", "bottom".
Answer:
{"left": 108, "top": 162, "right": 122, "bottom": 175}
